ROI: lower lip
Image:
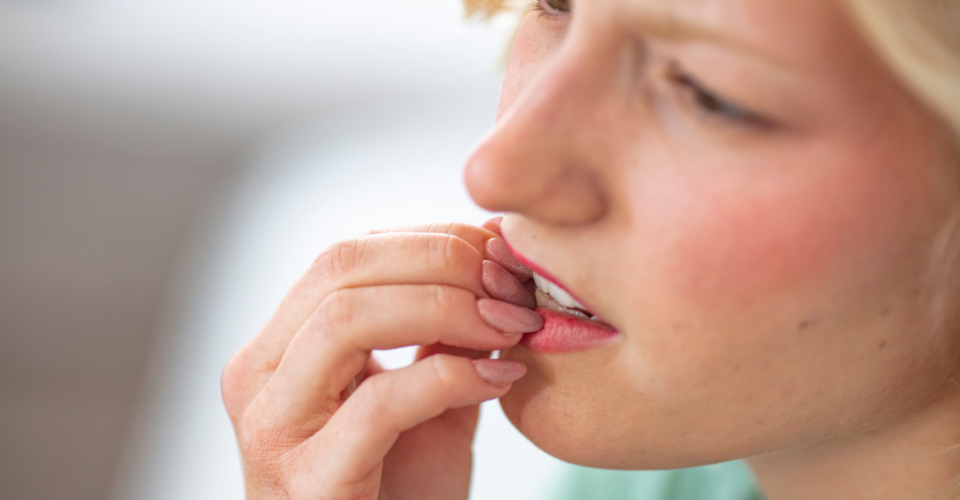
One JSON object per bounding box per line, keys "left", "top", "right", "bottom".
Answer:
{"left": 521, "top": 308, "right": 620, "bottom": 354}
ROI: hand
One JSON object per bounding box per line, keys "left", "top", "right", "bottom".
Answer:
{"left": 221, "top": 220, "right": 541, "bottom": 500}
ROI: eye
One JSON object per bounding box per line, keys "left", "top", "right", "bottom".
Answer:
{"left": 537, "top": 0, "right": 570, "bottom": 14}
{"left": 669, "top": 70, "right": 769, "bottom": 127}
{"left": 672, "top": 73, "right": 751, "bottom": 122}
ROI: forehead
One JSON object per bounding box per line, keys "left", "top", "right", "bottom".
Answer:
{"left": 581, "top": 0, "right": 857, "bottom": 70}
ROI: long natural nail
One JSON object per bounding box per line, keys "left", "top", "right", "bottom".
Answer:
{"left": 484, "top": 238, "right": 533, "bottom": 278}
{"left": 473, "top": 358, "right": 527, "bottom": 387}
{"left": 482, "top": 260, "right": 536, "bottom": 309}
{"left": 477, "top": 298, "right": 544, "bottom": 334}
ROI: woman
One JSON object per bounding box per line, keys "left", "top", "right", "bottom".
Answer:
{"left": 221, "top": 0, "right": 960, "bottom": 498}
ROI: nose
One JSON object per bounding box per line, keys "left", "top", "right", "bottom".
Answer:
{"left": 464, "top": 31, "right": 622, "bottom": 226}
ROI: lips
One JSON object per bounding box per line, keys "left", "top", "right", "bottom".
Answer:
{"left": 502, "top": 239, "right": 620, "bottom": 354}
{"left": 521, "top": 308, "right": 619, "bottom": 353}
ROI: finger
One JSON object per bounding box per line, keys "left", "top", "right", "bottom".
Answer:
{"left": 484, "top": 237, "right": 533, "bottom": 278}
{"left": 302, "top": 356, "right": 526, "bottom": 488}
{"left": 246, "top": 232, "right": 488, "bottom": 375}
{"left": 481, "top": 216, "right": 503, "bottom": 235}
{"left": 252, "top": 285, "right": 538, "bottom": 431}
{"left": 482, "top": 260, "right": 536, "bottom": 309}
{"left": 477, "top": 298, "right": 543, "bottom": 332}
{"left": 367, "top": 222, "right": 497, "bottom": 254}
{"left": 341, "top": 356, "right": 384, "bottom": 401}
{"left": 367, "top": 221, "right": 530, "bottom": 280}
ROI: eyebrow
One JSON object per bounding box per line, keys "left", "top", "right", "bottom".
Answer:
{"left": 625, "top": 8, "right": 791, "bottom": 68}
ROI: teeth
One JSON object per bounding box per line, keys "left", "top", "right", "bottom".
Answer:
{"left": 536, "top": 289, "right": 590, "bottom": 319}
{"left": 532, "top": 272, "right": 588, "bottom": 311}
{"left": 548, "top": 282, "right": 584, "bottom": 309}
{"left": 532, "top": 273, "right": 549, "bottom": 294}
{"left": 532, "top": 272, "right": 586, "bottom": 309}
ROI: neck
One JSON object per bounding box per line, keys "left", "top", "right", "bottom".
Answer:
{"left": 748, "top": 384, "right": 960, "bottom": 500}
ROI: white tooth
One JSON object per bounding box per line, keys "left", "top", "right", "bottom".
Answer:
{"left": 533, "top": 272, "right": 549, "bottom": 292}
{"left": 533, "top": 272, "right": 587, "bottom": 310}
{"left": 548, "top": 283, "right": 585, "bottom": 309}
{"left": 536, "top": 289, "right": 590, "bottom": 319}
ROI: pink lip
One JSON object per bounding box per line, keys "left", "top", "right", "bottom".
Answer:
{"left": 521, "top": 308, "right": 619, "bottom": 354}
{"left": 500, "top": 236, "right": 620, "bottom": 353}
{"left": 501, "top": 238, "right": 595, "bottom": 312}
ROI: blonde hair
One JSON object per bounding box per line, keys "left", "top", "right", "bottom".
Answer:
{"left": 845, "top": 0, "right": 960, "bottom": 139}
{"left": 464, "top": 0, "right": 960, "bottom": 137}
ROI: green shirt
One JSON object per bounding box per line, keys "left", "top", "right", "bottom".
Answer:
{"left": 545, "top": 460, "right": 765, "bottom": 500}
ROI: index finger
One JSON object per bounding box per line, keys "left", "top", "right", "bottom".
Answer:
{"left": 251, "top": 232, "right": 488, "bottom": 369}
{"left": 370, "top": 220, "right": 531, "bottom": 278}
{"left": 366, "top": 221, "right": 498, "bottom": 254}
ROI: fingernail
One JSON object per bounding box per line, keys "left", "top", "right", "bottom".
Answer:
{"left": 482, "top": 216, "right": 504, "bottom": 236}
{"left": 473, "top": 358, "right": 527, "bottom": 387}
{"left": 477, "top": 298, "right": 544, "bottom": 334}
{"left": 484, "top": 238, "right": 533, "bottom": 278}
{"left": 482, "top": 260, "right": 536, "bottom": 309}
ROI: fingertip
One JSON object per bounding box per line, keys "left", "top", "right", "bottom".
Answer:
{"left": 473, "top": 358, "right": 527, "bottom": 388}
{"left": 481, "top": 260, "right": 537, "bottom": 309}
{"left": 484, "top": 238, "right": 533, "bottom": 278}
{"left": 482, "top": 216, "right": 504, "bottom": 236}
{"left": 477, "top": 298, "right": 544, "bottom": 334}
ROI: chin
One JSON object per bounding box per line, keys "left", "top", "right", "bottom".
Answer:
{"left": 497, "top": 346, "right": 651, "bottom": 469}
{"left": 497, "top": 380, "right": 622, "bottom": 468}
{"left": 497, "top": 345, "right": 759, "bottom": 470}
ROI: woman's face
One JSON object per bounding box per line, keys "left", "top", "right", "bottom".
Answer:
{"left": 464, "top": 0, "right": 960, "bottom": 468}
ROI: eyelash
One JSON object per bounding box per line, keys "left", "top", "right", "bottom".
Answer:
{"left": 528, "top": 1, "right": 770, "bottom": 129}
{"left": 668, "top": 70, "right": 768, "bottom": 127}
{"left": 533, "top": 0, "right": 569, "bottom": 16}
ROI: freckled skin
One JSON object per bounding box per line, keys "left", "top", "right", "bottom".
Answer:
{"left": 464, "top": 0, "right": 960, "bottom": 486}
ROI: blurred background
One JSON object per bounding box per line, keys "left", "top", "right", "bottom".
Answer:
{"left": 0, "top": 1, "right": 570, "bottom": 499}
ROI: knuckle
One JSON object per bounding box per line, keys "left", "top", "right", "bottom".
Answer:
{"left": 427, "top": 354, "right": 462, "bottom": 393}
{"left": 316, "top": 288, "right": 359, "bottom": 335}
{"left": 310, "top": 238, "right": 359, "bottom": 282}
{"left": 427, "top": 221, "right": 465, "bottom": 238}
{"left": 428, "top": 233, "right": 477, "bottom": 272}
{"left": 443, "top": 222, "right": 487, "bottom": 250}
{"left": 428, "top": 285, "right": 453, "bottom": 313}
{"left": 441, "top": 234, "right": 460, "bottom": 266}
{"left": 427, "top": 285, "right": 470, "bottom": 316}
{"left": 356, "top": 375, "right": 395, "bottom": 428}
{"left": 221, "top": 346, "right": 255, "bottom": 417}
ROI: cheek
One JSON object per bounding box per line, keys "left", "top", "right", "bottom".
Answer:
{"left": 633, "top": 150, "right": 933, "bottom": 309}
{"left": 615, "top": 142, "right": 952, "bottom": 432}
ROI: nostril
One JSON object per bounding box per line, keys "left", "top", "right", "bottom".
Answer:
{"left": 524, "top": 171, "right": 608, "bottom": 225}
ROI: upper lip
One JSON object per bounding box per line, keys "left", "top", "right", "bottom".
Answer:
{"left": 501, "top": 236, "right": 598, "bottom": 316}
